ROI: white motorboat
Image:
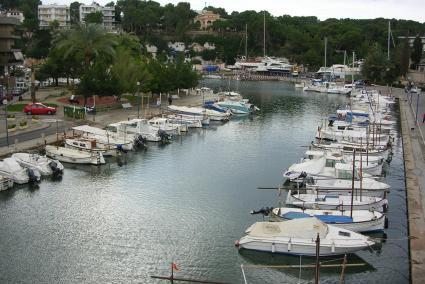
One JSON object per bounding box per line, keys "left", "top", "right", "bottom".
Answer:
{"left": 216, "top": 100, "right": 259, "bottom": 115}
{"left": 166, "top": 114, "right": 203, "bottom": 128}
{"left": 12, "top": 153, "right": 64, "bottom": 176}
{"left": 236, "top": 218, "right": 375, "bottom": 256}
{"left": 72, "top": 125, "right": 136, "bottom": 151}
{"left": 45, "top": 145, "right": 105, "bottom": 165}
{"left": 326, "top": 82, "right": 351, "bottom": 95}
{"left": 65, "top": 138, "right": 119, "bottom": 157}
{"left": 0, "top": 157, "right": 41, "bottom": 184}
{"left": 305, "top": 163, "right": 390, "bottom": 197}
{"left": 109, "top": 119, "right": 169, "bottom": 142}
{"left": 283, "top": 151, "right": 383, "bottom": 182}
{"left": 272, "top": 207, "right": 385, "bottom": 233}
{"left": 285, "top": 189, "right": 388, "bottom": 212}
{"left": 148, "top": 117, "right": 184, "bottom": 134}
{"left": 311, "top": 142, "right": 389, "bottom": 159}
{"left": 167, "top": 105, "right": 231, "bottom": 122}
{"left": 0, "top": 175, "right": 14, "bottom": 191}
{"left": 284, "top": 150, "right": 383, "bottom": 178}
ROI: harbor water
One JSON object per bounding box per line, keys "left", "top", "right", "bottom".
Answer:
{"left": 0, "top": 80, "right": 409, "bottom": 283}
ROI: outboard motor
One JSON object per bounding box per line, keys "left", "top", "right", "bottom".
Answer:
{"left": 49, "top": 161, "right": 63, "bottom": 176}
{"left": 116, "top": 144, "right": 128, "bottom": 153}
{"left": 158, "top": 130, "right": 171, "bottom": 143}
{"left": 250, "top": 207, "right": 274, "bottom": 216}
{"left": 135, "top": 135, "right": 147, "bottom": 148}
{"left": 27, "top": 168, "right": 40, "bottom": 183}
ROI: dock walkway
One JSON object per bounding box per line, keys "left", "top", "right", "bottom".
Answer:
{"left": 389, "top": 86, "right": 425, "bottom": 283}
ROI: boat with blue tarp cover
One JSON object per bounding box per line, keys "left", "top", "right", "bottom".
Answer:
{"left": 272, "top": 207, "right": 385, "bottom": 233}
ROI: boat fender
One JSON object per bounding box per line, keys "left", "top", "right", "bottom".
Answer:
{"left": 271, "top": 243, "right": 276, "bottom": 253}
{"left": 383, "top": 203, "right": 388, "bottom": 213}
{"left": 287, "top": 239, "right": 292, "bottom": 251}
{"left": 331, "top": 242, "right": 335, "bottom": 253}
{"left": 384, "top": 216, "right": 389, "bottom": 229}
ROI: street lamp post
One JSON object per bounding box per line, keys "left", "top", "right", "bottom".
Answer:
{"left": 3, "top": 99, "right": 9, "bottom": 147}
{"left": 415, "top": 91, "right": 420, "bottom": 124}
{"left": 137, "top": 82, "right": 141, "bottom": 118}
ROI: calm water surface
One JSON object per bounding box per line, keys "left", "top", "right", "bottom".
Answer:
{"left": 0, "top": 80, "right": 408, "bottom": 283}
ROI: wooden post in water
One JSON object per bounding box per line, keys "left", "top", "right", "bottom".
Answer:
{"left": 315, "top": 233, "right": 320, "bottom": 284}
{"left": 366, "top": 126, "right": 369, "bottom": 166}
{"left": 350, "top": 149, "right": 356, "bottom": 218}
{"left": 360, "top": 138, "right": 363, "bottom": 201}
{"left": 314, "top": 233, "right": 320, "bottom": 284}
{"left": 339, "top": 254, "right": 348, "bottom": 284}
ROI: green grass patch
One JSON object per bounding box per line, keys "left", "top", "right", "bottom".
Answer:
{"left": 6, "top": 103, "right": 58, "bottom": 112}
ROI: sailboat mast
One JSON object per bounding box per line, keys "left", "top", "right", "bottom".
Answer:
{"left": 351, "top": 51, "right": 355, "bottom": 86}
{"left": 263, "top": 11, "right": 266, "bottom": 57}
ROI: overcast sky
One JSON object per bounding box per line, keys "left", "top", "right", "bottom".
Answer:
{"left": 42, "top": 0, "right": 425, "bottom": 22}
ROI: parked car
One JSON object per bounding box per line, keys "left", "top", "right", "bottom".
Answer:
{"left": 23, "top": 103, "right": 56, "bottom": 115}
{"left": 7, "top": 88, "right": 24, "bottom": 96}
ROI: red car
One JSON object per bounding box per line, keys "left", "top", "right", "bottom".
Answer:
{"left": 23, "top": 103, "right": 56, "bottom": 115}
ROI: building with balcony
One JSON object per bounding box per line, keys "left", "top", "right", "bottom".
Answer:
{"left": 79, "top": 2, "right": 115, "bottom": 30}
{"left": 397, "top": 36, "right": 425, "bottom": 50}
{"left": 5, "top": 10, "right": 24, "bottom": 23}
{"left": 194, "top": 10, "right": 221, "bottom": 30}
{"left": 38, "top": 4, "right": 70, "bottom": 29}
{"left": 0, "top": 16, "right": 23, "bottom": 75}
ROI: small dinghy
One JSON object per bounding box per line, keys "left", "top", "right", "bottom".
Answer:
{"left": 272, "top": 207, "right": 385, "bottom": 233}
{"left": 0, "top": 158, "right": 41, "bottom": 184}
{"left": 236, "top": 218, "right": 374, "bottom": 256}
{"left": 45, "top": 145, "right": 105, "bottom": 165}
{"left": 12, "top": 153, "right": 64, "bottom": 176}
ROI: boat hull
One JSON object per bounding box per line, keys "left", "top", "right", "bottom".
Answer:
{"left": 238, "top": 237, "right": 370, "bottom": 256}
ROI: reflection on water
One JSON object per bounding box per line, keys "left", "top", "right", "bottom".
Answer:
{"left": 0, "top": 80, "right": 408, "bottom": 283}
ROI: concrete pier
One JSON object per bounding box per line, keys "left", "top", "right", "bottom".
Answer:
{"left": 390, "top": 87, "right": 425, "bottom": 283}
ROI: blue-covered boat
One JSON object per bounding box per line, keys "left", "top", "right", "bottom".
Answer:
{"left": 271, "top": 207, "right": 385, "bottom": 233}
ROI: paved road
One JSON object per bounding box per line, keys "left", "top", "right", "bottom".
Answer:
{"left": 0, "top": 121, "right": 69, "bottom": 147}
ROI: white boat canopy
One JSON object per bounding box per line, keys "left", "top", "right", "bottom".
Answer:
{"left": 72, "top": 125, "right": 107, "bottom": 136}
{"left": 248, "top": 218, "right": 328, "bottom": 239}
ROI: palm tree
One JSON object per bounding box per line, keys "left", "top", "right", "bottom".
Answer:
{"left": 55, "top": 24, "right": 118, "bottom": 71}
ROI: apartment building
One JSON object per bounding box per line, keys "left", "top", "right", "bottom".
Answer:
{"left": 79, "top": 2, "right": 115, "bottom": 30}
{"left": 0, "top": 16, "right": 23, "bottom": 75}
{"left": 38, "top": 5, "right": 70, "bottom": 29}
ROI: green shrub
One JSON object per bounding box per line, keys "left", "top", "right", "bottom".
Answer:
{"left": 20, "top": 120, "right": 27, "bottom": 127}
{"left": 8, "top": 124, "right": 16, "bottom": 129}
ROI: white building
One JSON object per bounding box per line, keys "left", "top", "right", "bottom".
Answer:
{"left": 6, "top": 10, "right": 24, "bottom": 23}
{"left": 190, "top": 43, "right": 204, "bottom": 52}
{"left": 146, "top": 44, "right": 158, "bottom": 58}
{"left": 203, "top": 42, "right": 216, "bottom": 50}
{"left": 168, "top": 42, "right": 186, "bottom": 52}
{"left": 79, "top": 2, "right": 115, "bottom": 30}
{"left": 398, "top": 36, "right": 425, "bottom": 50}
{"left": 38, "top": 5, "right": 70, "bottom": 29}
